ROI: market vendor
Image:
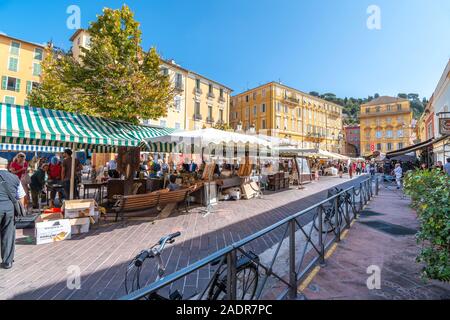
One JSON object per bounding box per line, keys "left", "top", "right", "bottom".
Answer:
{"left": 48, "top": 156, "right": 63, "bottom": 207}
{"left": 30, "top": 163, "right": 49, "bottom": 209}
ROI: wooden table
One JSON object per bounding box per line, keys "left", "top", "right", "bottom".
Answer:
{"left": 46, "top": 183, "right": 65, "bottom": 206}
{"left": 82, "top": 182, "right": 107, "bottom": 202}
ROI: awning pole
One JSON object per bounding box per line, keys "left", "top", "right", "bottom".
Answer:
{"left": 70, "top": 143, "right": 76, "bottom": 200}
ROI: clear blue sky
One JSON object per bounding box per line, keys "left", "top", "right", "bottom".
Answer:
{"left": 1, "top": 0, "right": 449, "bottom": 99}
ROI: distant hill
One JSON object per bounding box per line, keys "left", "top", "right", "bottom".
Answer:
{"left": 309, "top": 92, "right": 427, "bottom": 125}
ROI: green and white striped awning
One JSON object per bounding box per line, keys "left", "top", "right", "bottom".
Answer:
{"left": 0, "top": 104, "right": 175, "bottom": 152}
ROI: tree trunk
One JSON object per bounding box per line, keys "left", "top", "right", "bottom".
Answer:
{"left": 117, "top": 146, "right": 140, "bottom": 196}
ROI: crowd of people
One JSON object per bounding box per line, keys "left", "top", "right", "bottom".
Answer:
{"left": 0, "top": 149, "right": 83, "bottom": 211}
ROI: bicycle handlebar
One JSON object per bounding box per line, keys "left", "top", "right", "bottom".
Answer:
{"left": 158, "top": 232, "right": 181, "bottom": 245}
{"left": 133, "top": 232, "right": 181, "bottom": 267}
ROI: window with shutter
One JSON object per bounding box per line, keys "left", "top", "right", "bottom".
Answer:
{"left": 1, "top": 76, "right": 7, "bottom": 90}
{"left": 34, "top": 48, "right": 43, "bottom": 61}
{"left": 33, "top": 63, "right": 41, "bottom": 76}
{"left": 4, "top": 96, "right": 15, "bottom": 104}
{"left": 8, "top": 57, "right": 18, "bottom": 72}
{"left": 15, "top": 79, "right": 21, "bottom": 92}
{"left": 26, "top": 81, "right": 32, "bottom": 94}
{"left": 10, "top": 42, "right": 20, "bottom": 55}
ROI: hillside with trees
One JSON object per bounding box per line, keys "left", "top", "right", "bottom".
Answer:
{"left": 309, "top": 92, "right": 428, "bottom": 125}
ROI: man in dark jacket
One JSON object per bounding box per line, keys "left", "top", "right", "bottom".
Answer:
{"left": 0, "top": 156, "right": 26, "bottom": 269}
{"left": 30, "top": 163, "right": 49, "bottom": 209}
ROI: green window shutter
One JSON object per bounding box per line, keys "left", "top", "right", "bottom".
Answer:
{"left": 26, "top": 81, "right": 32, "bottom": 94}
{"left": 24, "top": 99, "right": 29, "bottom": 106}
{"left": 15, "top": 79, "right": 21, "bottom": 92}
{"left": 33, "top": 63, "right": 42, "bottom": 76}
{"left": 1, "top": 76, "right": 7, "bottom": 90}
{"left": 8, "top": 57, "right": 18, "bottom": 72}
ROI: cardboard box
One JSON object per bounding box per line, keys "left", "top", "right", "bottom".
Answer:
{"left": 70, "top": 217, "right": 90, "bottom": 235}
{"left": 39, "top": 212, "right": 64, "bottom": 221}
{"left": 63, "top": 199, "right": 96, "bottom": 219}
{"left": 35, "top": 219, "right": 71, "bottom": 245}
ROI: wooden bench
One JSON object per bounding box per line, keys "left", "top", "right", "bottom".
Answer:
{"left": 113, "top": 188, "right": 192, "bottom": 222}
{"left": 158, "top": 188, "right": 191, "bottom": 213}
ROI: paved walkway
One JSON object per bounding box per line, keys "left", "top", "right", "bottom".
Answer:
{"left": 0, "top": 175, "right": 368, "bottom": 300}
{"left": 300, "top": 185, "right": 450, "bottom": 300}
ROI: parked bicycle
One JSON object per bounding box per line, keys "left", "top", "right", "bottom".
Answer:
{"left": 313, "top": 187, "right": 355, "bottom": 233}
{"left": 125, "top": 232, "right": 260, "bottom": 300}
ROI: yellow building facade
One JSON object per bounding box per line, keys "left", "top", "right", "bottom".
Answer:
{"left": 230, "top": 82, "right": 344, "bottom": 153}
{"left": 70, "top": 31, "right": 232, "bottom": 131}
{"left": 359, "top": 96, "right": 413, "bottom": 156}
{"left": 144, "top": 60, "right": 232, "bottom": 130}
{"left": 0, "top": 34, "right": 45, "bottom": 106}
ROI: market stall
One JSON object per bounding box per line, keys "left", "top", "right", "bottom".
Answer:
{"left": 0, "top": 103, "right": 174, "bottom": 244}
{"left": 142, "top": 128, "right": 273, "bottom": 213}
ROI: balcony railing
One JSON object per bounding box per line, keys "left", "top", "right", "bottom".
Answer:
{"left": 207, "top": 92, "right": 215, "bottom": 99}
{"left": 174, "top": 82, "right": 184, "bottom": 91}
{"left": 283, "top": 96, "right": 300, "bottom": 104}
{"left": 193, "top": 113, "right": 202, "bottom": 121}
{"left": 219, "top": 95, "right": 226, "bottom": 103}
{"left": 206, "top": 117, "right": 214, "bottom": 124}
{"left": 194, "top": 87, "right": 202, "bottom": 95}
{"left": 360, "top": 109, "right": 411, "bottom": 117}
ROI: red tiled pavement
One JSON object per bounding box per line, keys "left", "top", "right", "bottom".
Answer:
{"left": 0, "top": 175, "right": 369, "bottom": 300}
{"left": 300, "top": 185, "right": 450, "bottom": 300}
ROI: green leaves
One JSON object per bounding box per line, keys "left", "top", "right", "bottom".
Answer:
{"left": 404, "top": 169, "right": 450, "bottom": 282}
{"left": 29, "top": 4, "right": 173, "bottom": 125}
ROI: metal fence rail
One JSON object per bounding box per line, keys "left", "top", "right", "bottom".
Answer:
{"left": 121, "top": 176, "right": 379, "bottom": 300}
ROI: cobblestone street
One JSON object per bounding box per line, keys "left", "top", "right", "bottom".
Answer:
{"left": 0, "top": 175, "right": 367, "bottom": 300}
{"left": 300, "top": 186, "right": 450, "bottom": 300}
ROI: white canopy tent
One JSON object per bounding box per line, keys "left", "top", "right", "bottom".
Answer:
{"left": 142, "top": 128, "right": 272, "bottom": 153}
{"left": 276, "top": 147, "right": 348, "bottom": 160}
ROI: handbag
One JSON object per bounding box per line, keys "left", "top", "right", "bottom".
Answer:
{"left": 0, "top": 172, "right": 27, "bottom": 219}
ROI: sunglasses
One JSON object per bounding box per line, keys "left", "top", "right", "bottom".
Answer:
{"left": 18, "top": 155, "right": 25, "bottom": 158}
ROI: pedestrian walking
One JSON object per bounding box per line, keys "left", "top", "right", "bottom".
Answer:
{"left": 0, "top": 156, "right": 26, "bottom": 269}
{"left": 369, "top": 162, "right": 376, "bottom": 177}
{"left": 444, "top": 158, "right": 450, "bottom": 176}
{"left": 394, "top": 163, "right": 403, "bottom": 190}
{"left": 338, "top": 161, "right": 344, "bottom": 178}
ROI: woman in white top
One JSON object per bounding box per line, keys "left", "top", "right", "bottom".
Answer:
{"left": 393, "top": 163, "right": 403, "bottom": 190}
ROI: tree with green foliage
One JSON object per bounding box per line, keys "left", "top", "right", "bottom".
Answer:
{"left": 404, "top": 169, "right": 450, "bottom": 281}
{"left": 30, "top": 5, "right": 174, "bottom": 124}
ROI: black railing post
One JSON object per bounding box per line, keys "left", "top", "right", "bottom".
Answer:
{"left": 318, "top": 207, "right": 325, "bottom": 266}
{"left": 375, "top": 176, "right": 379, "bottom": 195}
{"left": 289, "top": 219, "right": 297, "bottom": 299}
{"left": 345, "top": 191, "right": 350, "bottom": 228}
{"left": 366, "top": 179, "right": 371, "bottom": 201}
{"left": 359, "top": 182, "right": 363, "bottom": 211}
{"left": 334, "top": 196, "right": 341, "bottom": 242}
{"left": 226, "top": 250, "right": 237, "bottom": 300}
{"left": 352, "top": 187, "right": 357, "bottom": 219}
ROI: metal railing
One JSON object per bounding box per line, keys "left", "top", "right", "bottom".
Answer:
{"left": 121, "top": 176, "right": 378, "bottom": 300}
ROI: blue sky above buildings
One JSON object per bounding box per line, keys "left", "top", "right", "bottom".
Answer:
{"left": 0, "top": 0, "right": 449, "bottom": 98}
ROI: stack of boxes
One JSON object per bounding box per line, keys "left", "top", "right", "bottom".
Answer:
{"left": 33, "top": 200, "right": 99, "bottom": 245}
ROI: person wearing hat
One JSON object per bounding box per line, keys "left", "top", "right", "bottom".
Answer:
{"left": 0, "top": 156, "right": 26, "bottom": 269}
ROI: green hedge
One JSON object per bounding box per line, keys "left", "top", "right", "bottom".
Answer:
{"left": 404, "top": 169, "right": 450, "bottom": 281}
